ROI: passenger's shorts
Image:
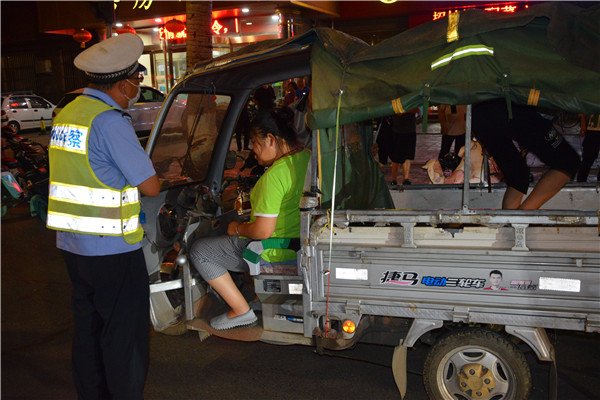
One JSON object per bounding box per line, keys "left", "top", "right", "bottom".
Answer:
{"left": 189, "top": 235, "right": 253, "bottom": 281}
{"left": 473, "top": 100, "right": 580, "bottom": 194}
{"left": 389, "top": 131, "right": 417, "bottom": 164}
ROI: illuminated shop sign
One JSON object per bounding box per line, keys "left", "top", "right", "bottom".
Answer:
{"left": 160, "top": 18, "right": 239, "bottom": 40}
{"left": 433, "top": 3, "right": 520, "bottom": 20}
{"left": 211, "top": 18, "right": 239, "bottom": 35}
{"left": 159, "top": 27, "right": 187, "bottom": 40}
{"left": 114, "top": 0, "right": 152, "bottom": 10}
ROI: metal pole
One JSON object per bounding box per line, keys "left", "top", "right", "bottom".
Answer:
{"left": 462, "top": 104, "right": 472, "bottom": 211}
{"left": 162, "top": 38, "right": 169, "bottom": 92}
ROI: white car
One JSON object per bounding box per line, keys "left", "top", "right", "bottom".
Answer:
{"left": 53, "top": 85, "right": 168, "bottom": 136}
{"left": 1, "top": 93, "right": 55, "bottom": 133}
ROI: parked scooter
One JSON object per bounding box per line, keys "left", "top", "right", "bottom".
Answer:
{"left": 1, "top": 165, "right": 25, "bottom": 218}
{"left": 1, "top": 121, "right": 49, "bottom": 222}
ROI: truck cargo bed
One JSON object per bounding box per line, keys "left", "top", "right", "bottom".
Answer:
{"left": 308, "top": 207, "right": 600, "bottom": 333}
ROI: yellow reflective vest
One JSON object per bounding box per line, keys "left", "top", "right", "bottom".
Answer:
{"left": 47, "top": 96, "right": 143, "bottom": 244}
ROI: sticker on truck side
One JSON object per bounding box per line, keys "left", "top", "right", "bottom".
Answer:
{"left": 421, "top": 276, "right": 486, "bottom": 289}
{"left": 510, "top": 280, "right": 537, "bottom": 290}
{"left": 539, "top": 277, "right": 581, "bottom": 292}
{"left": 336, "top": 268, "right": 368, "bottom": 280}
{"left": 379, "top": 271, "right": 487, "bottom": 289}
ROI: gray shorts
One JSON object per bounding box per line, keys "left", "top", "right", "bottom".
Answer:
{"left": 189, "top": 235, "right": 253, "bottom": 281}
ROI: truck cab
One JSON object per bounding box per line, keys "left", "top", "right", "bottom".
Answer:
{"left": 142, "top": 5, "right": 600, "bottom": 398}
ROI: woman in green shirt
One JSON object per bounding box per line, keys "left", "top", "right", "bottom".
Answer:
{"left": 190, "top": 109, "right": 310, "bottom": 330}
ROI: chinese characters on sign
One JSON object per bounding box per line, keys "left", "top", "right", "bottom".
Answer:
{"left": 114, "top": 0, "right": 153, "bottom": 10}
{"left": 433, "top": 4, "right": 519, "bottom": 20}
{"left": 380, "top": 271, "right": 419, "bottom": 285}
{"left": 211, "top": 19, "right": 239, "bottom": 35}
{"left": 421, "top": 276, "right": 486, "bottom": 289}
{"left": 159, "top": 27, "right": 187, "bottom": 40}
{"left": 51, "top": 125, "right": 88, "bottom": 154}
{"left": 211, "top": 20, "right": 227, "bottom": 35}
{"left": 380, "top": 270, "right": 488, "bottom": 289}
{"left": 484, "top": 5, "right": 517, "bottom": 13}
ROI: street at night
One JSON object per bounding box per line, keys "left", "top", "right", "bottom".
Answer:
{"left": 3, "top": 1, "right": 600, "bottom": 399}
{"left": 1, "top": 194, "right": 599, "bottom": 399}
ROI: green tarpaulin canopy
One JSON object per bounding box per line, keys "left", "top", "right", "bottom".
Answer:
{"left": 186, "top": 2, "right": 599, "bottom": 210}
{"left": 307, "top": 2, "right": 600, "bottom": 129}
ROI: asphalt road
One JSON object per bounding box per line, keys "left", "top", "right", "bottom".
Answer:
{"left": 2, "top": 200, "right": 600, "bottom": 400}
{"left": 2, "top": 127, "right": 599, "bottom": 399}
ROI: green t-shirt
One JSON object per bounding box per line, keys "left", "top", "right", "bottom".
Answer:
{"left": 249, "top": 149, "right": 310, "bottom": 262}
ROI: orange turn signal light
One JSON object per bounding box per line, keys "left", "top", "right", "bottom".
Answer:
{"left": 342, "top": 320, "right": 356, "bottom": 334}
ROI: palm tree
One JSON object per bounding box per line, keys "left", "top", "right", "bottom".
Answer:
{"left": 186, "top": 1, "right": 213, "bottom": 70}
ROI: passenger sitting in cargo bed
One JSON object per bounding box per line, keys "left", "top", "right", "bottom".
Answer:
{"left": 472, "top": 100, "right": 580, "bottom": 210}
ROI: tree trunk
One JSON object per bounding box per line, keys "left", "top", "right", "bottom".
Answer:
{"left": 186, "top": 1, "right": 213, "bottom": 70}
{"left": 183, "top": 2, "right": 215, "bottom": 170}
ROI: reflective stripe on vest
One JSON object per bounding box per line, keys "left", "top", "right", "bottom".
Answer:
{"left": 47, "top": 95, "right": 143, "bottom": 244}
{"left": 47, "top": 212, "right": 140, "bottom": 235}
{"left": 49, "top": 182, "right": 139, "bottom": 207}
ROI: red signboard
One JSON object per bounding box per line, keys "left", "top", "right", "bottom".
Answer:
{"left": 433, "top": 3, "right": 521, "bottom": 20}
{"left": 160, "top": 18, "right": 238, "bottom": 40}
{"left": 159, "top": 26, "right": 187, "bottom": 40}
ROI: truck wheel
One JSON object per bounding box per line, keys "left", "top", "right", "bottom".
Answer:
{"left": 423, "top": 328, "right": 531, "bottom": 400}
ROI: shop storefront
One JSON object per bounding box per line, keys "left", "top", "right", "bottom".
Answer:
{"left": 3, "top": 1, "right": 533, "bottom": 101}
{"left": 38, "top": 2, "right": 301, "bottom": 94}
{"left": 133, "top": 13, "right": 282, "bottom": 92}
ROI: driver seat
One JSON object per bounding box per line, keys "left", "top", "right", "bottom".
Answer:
{"left": 243, "top": 238, "right": 301, "bottom": 276}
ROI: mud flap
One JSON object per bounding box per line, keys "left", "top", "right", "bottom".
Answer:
{"left": 149, "top": 284, "right": 203, "bottom": 331}
{"left": 392, "top": 344, "right": 408, "bottom": 399}
{"left": 150, "top": 291, "right": 181, "bottom": 330}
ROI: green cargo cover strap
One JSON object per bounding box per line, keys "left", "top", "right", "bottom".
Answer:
{"left": 502, "top": 71, "right": 513, "bottom": 119}
{"left": 422, "top": 82, "right": 431, "bottom": 133}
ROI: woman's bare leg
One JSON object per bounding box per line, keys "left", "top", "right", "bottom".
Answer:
{"left": 402, "top": 160, "right": 411, "bottom": 181}
{"left": 502, "top": 187, "right": 525, "bottom": 209}
{"left": 519, "top": 169, "right": 570, "bottom": 210}
{"left": 207, "top": 272, "right": 250, "bottom": 318}
{"left": 391, "top": 162, "right": 400, "bottom": 183}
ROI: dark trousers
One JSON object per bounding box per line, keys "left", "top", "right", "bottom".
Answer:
{"left": 439, "top": 133, "right": 466, "bottom": 159}
{"left": 236, "top": 129, "right": 250, "bottom": 151}
{"left": 64, "top": 249, "right": 149, "bottom": 400}
{"left": 577, "top": 132, "right": 600, "bottom": 182}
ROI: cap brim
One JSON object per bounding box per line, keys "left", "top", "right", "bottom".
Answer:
{"left": 127, "top": 63, "right": 147, "bottom": 79}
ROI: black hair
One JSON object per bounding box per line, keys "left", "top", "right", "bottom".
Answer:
{"left": 88, "top": 81, "right": 119, "bottom": 92}
{"left": 489, "top": 270, "right": 502, "bottom": 277}
{"left": 250, "top": 108, "right": 298, "bottom": 148}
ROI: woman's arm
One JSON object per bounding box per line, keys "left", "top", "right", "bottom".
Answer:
{"left": 227, "top": 216, "right": 277, "bottom": 240}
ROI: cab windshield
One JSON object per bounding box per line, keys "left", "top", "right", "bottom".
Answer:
{"left": 151, "top": 93, "right": 231, "bottom": 190}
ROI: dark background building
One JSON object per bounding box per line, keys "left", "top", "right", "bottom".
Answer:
{"left": 2, "top": 1, "right": 554, "bottom": 103}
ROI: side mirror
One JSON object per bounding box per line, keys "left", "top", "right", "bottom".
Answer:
{"left": 225, "top": 150, "right": 238, "bottom": 170}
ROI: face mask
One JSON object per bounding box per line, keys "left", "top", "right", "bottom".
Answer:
{"left": 123, "top": 79, "right": 141, "bottom": 109}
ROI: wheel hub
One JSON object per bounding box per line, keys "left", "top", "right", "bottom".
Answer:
{"left": 457, "top": 363, "right": 495, "bottom": 399}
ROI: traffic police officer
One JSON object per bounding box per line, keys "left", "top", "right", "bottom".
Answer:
{"left": 47, "top": 33, "right": 159, "bottom": 399}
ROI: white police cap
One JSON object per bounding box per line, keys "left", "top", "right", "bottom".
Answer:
{"left": 74, "top": 33, "right": 146, "bottom": 84}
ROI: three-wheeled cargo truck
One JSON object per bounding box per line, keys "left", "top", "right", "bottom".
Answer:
{"left": 142, "top": 3, "right": 600, "bottom": 399}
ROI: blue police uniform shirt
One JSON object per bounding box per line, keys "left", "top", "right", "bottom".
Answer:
{"left": 56, "top": 88, "right": 156, "bottom": 256}
{"left": 295, "top": 86, "right": 310, "bottom": 100}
